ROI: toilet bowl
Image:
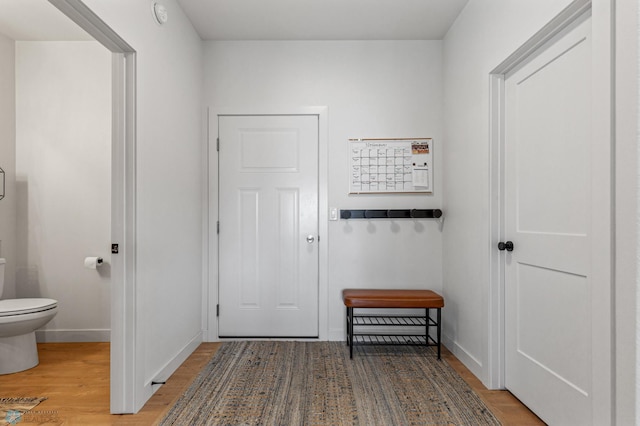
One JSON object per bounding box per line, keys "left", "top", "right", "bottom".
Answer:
{"left": 0, "top": 258, "right": 58, "bottom": 374}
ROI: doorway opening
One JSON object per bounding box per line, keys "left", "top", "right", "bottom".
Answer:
{"left": 47, "top": 0, "right": 137, "bottom": 414}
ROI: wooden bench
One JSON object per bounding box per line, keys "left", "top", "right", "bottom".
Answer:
{"left": 342, "top": 289, "right": 444, "bottom": 359}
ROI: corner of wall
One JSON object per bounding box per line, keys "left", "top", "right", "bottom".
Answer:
{"left": 0, "top": 33, "right": 16, "bottom": 299}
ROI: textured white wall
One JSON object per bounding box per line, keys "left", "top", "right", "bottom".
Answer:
{"left": 204, "top": 40, "right": 444, "bottom": 340}
{"left": 0, "top": 33, "right": 15, "bottom": 299}
{"left": 15, "top": 41, "right": 111, "bottom": 341}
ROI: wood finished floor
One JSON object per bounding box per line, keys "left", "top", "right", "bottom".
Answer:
{"left": 0, "top": 342, "right": 544, "bottom": 425}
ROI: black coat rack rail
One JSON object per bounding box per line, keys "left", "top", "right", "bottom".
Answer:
{"left": 340, "top": 209, "right": 443, "bottom": 220}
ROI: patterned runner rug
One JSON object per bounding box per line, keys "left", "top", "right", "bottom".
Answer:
{"left": 0, "top": 397, "right": 47, "bottom": 425}
{"left": 161, "top": 341, "right": 500, "bottom": 425}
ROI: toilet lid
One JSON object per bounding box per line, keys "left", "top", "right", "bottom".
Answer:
{"left": 0, "top": 298, "right": 58, "bottom": 316}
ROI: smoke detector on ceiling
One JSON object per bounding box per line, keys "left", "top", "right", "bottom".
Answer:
{"left": 152, "top": 2, "right": 168, "bottom": 25}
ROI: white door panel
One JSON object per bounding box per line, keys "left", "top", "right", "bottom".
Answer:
{"left": 218, "top": 115, "right": 319, "bottom": 337}
{"left": 504, "top": 15, "right": 594, "bottom": 425}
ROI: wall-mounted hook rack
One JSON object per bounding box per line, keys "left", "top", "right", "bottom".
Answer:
{"left": 340, "top": 209, "right": 442, "bottom": 220}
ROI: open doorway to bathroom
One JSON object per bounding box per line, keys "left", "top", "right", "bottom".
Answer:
{"left": 0, "top": 0, "right": 130, "bottom": 412}
{"left": 0, "top": 0, "right": 112, "bottom": 342}
{"left": 14, "top": 24, "right": 112, "bottom": 344}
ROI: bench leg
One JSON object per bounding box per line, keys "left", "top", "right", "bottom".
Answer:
{"left": 425, "top": 308, "right": 430, "bottom": 349}
{"left": 437, "top": 307, "right": 441, "bottom": 360}
{"left": 348, "top": 307, "right": 354, "bottom": 359}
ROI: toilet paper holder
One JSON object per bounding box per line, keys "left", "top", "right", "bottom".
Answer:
{"left": 84, "top": 257, "right": 104, "bottom": 269}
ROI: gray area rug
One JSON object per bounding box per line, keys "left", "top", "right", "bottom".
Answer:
{"left": 161, "top": 341, "right": 501, "bottom": 425}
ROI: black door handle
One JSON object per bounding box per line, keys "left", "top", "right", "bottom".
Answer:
{"left": 498, "top": 241, "right": 514, "bottom": 251}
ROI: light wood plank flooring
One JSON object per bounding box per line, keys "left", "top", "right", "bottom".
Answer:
{"left": 0, "top": 342, "right": 543, "bottom": 425}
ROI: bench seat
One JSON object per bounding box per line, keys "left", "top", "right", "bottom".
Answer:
{"left": 342, "top": 289, "right": 444, "bottom": 309}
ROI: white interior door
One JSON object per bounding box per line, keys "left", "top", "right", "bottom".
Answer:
{"left": 503, "top": 14, "right": 602, "bottom": 425}
{"left": 218, "top": 115, "right": 319, "bottom": 337}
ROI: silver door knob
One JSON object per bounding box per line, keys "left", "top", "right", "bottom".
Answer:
{"left": 306, "top": 235, "right": 315, "bottom": 243}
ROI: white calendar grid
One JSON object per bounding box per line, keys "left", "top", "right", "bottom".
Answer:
{"left": 348, "top": 139, "right": 432, "bottom": 194}
{"left": 351, "top": 147, "right": 414, "bottom": 192}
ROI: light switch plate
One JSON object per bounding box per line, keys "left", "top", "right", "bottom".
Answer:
{"left": 329, "top": 207, "right": 338, "bottom": 221}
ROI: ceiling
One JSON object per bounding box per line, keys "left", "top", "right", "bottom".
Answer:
{"left": 177, "top": 0, "right": 469, "bottom": 40}
{"left": 0, "top": 0, "right": 468, "bottom": 42}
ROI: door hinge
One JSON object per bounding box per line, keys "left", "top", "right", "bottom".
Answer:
{"left": 217, "top": 221, "right": 220, "bottom": 234}
{"left": 216, "top": 304, "right": 220, "bottom": 317}
{"left": 216, "top": 138, "right": 220, "bottom": 152}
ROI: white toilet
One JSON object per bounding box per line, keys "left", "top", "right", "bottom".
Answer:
{"left": 0, "top": 258, "right": 58, "bottom": 374}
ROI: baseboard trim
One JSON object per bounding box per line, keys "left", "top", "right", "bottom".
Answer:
{"left": 442, "top": 333, "right": 483, "bottom": 380}
{"left": 328, "top": 328, "right": 345, "bottom": 341}
{"left": 36, "top": 329, "right": 110, "bottom": 342}
{"left": 146, "top": 331, "right": 203, "bottom": 391}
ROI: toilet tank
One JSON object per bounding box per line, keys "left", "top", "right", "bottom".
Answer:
{"left": 0, "top": 258, "right": 4, "bottom": 298}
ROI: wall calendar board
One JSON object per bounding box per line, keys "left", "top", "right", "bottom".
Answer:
{"left": 349, "top": 138, "right": 433, "bottom": 194}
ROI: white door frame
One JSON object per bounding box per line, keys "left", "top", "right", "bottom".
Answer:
{"left": 48, "top": 0, "right": 138, "bottom": 414}
{"left": 206, "top": 107, "right": 329, "bottom": 342}
{"left": 488, "top": 0, "right": 613, "bottom": 423}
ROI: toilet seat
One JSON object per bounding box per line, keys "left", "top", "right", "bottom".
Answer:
{"left": 0, "top": 299, "right": 58, "bottom": 317}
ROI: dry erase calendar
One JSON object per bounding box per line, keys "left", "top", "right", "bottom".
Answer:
{"left": 348, "top": 138, "right": 433, "bottom": 194}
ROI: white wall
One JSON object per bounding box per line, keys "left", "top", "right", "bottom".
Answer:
{"left": 204, "top": 40, "right": 444, "bottom": 340}
{"left": 0, "top": 33, "right": 16, "bottom": 298}
{"left": 15, "top": 41, "right": 111, "bottom": 341}
{"left": 441, "top": 0, "right": 575, "bottom": 377}
{"left": 82, "top": 0, "right": 204, "bottom": 410}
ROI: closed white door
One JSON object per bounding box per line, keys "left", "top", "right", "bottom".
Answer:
{"left": 218, "top": 115, "right": 319, "bottom": 337}
{"left": 503, "top": 15, "right": 602, "bottom": 425}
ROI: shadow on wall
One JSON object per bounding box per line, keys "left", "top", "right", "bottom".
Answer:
{"left": 15, "top": 178, "right": 40, "bottom": 298}
{"left": 342, "top": 217, "right": 444, "bottom": 235}
{"left": 14, "top": 178, "right": 111, "bottom": 298}
{"left": 96, "top": 262, "right": 111, "bottom": 279}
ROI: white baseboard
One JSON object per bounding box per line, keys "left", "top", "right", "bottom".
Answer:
{"left": 36, "top": 329, "right": 110, "bottom": 342}
{"left": 442, "top": 332, "right": 483, "bottom": 380}
{"left": 146, "top": 331, "right": 203, "bottom": 392}
{"left": 328, "top": 328, "right": 345, "bottom": 341}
